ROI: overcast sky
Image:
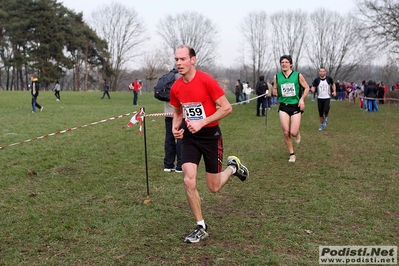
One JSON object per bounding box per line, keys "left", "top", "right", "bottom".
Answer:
{"left": 61, "top": 0, "right": 356, "bottom": 68}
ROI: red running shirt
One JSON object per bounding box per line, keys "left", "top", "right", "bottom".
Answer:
{"left": 170, "top": 70, "right": 225, "bottom": 128}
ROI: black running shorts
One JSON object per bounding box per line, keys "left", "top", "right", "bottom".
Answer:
{"left": 181, "top": 124, "right": 223, "bottom": 174}
{"left": 278, "top": 103, "right": 303, "bottom": 116}
{"left": 317, "top": 98, "right": 331, "bottom": 117}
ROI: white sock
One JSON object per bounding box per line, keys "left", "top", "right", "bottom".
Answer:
{"left": 228, "top": 165, "right": 237, "bottom": 174}
{"left": 197, "top": 220, "right": 206, "bottom": 228}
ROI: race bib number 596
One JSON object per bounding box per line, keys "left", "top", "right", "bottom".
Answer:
{"left": 281, "top": 83, "right": 296, "bottom": 97}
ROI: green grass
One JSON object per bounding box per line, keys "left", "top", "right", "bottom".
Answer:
{"left": 1, "top": 91, "right": 398, "bottom": 265}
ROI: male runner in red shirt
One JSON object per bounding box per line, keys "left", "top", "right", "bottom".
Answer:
{"left": 170, "top": 45, "right": 249, "bottom": 243}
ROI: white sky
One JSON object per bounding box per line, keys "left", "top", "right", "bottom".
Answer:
{"left": 61, "top": 0, "right": 356, "bottom": 68}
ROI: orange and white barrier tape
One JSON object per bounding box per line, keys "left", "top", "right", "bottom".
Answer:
{"left": 1, "top": 111, "right": 139, "bottom": 150}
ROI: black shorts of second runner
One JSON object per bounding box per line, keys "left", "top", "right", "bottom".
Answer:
{"left": 317, "top": 98, "right": 331, "bottom": 117}
{"left": 181, "top": 124, "right": 223, "bottom": 174}
{"left": 278, "top": 103, "right": 303, "bottom": 116}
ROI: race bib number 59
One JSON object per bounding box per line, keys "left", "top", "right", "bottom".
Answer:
{"left": 182, "top": 102, "right": 206, "bottom": 121}
{"left": 281, "top": 83, "right": 296, "bottom": 97}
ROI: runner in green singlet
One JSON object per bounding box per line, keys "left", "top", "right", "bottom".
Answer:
{"left": 273, "top": 55, "right": 310, "bottom": 163}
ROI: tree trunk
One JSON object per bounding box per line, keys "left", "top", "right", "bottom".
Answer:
{"left": 24, "top": 63, "right": 29, "bottom": 91}
{"left": 18, "top": 67, "right": 24, "bottom": 91}
{"left": 6, "top": 66, "right": 10, "bottom": 91}
{"left": 75, "top": 62, "right": 80, "bottom": 91}
{"left": 85, "top": 38, "right": 89, "bottom": 91}
{"left": 11, "top": 67, "right": 16, "bottom": 91}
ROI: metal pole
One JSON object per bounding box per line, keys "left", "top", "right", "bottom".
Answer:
{"left": 142, "top": 107, "right": 151, "bottom": 204}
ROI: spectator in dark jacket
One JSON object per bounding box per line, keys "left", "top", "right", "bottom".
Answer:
{"left": 101, "top": 79, "right": 111, "bottom": 99}
{"left": 338, "top": 81, "right": 345, "bottom": 101}
{"left": 334, "top": 81, "right": 339, "bottom": 100}
{"left": 364, "top": 80, "right": 379, "bottom": 112}
{"left": 235, "top": 79, "right": 243, "bottom": 103}
{"left": 377, "top": 82, "right": 385, "bottom": 104}
{"left": 255, "top": 75, "right": 268, "bottom": 116}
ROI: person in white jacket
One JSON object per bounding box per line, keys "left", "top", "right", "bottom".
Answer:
{"left": 243, "top": 82, "right": 252, "bottom": 103}
{"left": 53, "top": 80, "right": 61, "bottom": 101}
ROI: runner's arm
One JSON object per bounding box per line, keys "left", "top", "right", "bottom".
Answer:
{"left": 299, "top": 74, "right": 310, "bottom": 101}
{"left": 172, "top": 106, "right": 184, "bottom": 139}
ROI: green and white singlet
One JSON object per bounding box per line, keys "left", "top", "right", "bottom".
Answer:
{"left": 276, "top": 71, "right": 301, "bottom": 105}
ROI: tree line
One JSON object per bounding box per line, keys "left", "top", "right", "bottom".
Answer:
{"left": 1, "top": 0, "right": 398, "bottom": 93}
{"left": 0, "top": 0, "right": 112, "bottom": 91}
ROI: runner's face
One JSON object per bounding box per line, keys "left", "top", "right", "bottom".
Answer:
{"left": 174, "top": 47, "right": 195, "bottom": 75}
{"left": 319, "top": 68, "right": 326, "bottom": 78}
{"left": 280, "top": 59, "right": 292, "bottom": 71}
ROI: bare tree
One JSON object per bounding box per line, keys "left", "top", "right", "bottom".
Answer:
{"left": 239, "top": 11, "right": 271, "bottom": 86}
{"left": 306, "top": 8, "right": 374, "bottom": 81}
{"left": 157, "top": 11, "right": 219, "bottom": 70}
{"left": 356, "top": 0, "right": 399, "bottom": 56}
{"left": 378, "top": 57, "right": 399, "bottom": 88}
{"left": 140, "top": 49, "right": 168, "bottom": 92}
{"left": 270, "top": 10, "right": 308, "bottom": 72}
{"left": 90, "top": 2, "right": 147, "bottom": 91}
{"left": 233, "top": 42, "right": 250, "bottom": 84}
{"left": 221, "top": 67, "right": 241, "bottom": 93}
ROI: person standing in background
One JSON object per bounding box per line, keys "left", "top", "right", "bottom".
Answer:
{"left": 129, "top": 78, "right": 142, "bottom": 105}
{"left": 338, "top": 81, "right": 345, "bottom": 101}
{"left": 242, "top": 81, "right": 248, "bottom": 103}
{"left": 266, "top": 79, "right": 273, "bottom": 109}
{"left": 243, "top": 82, "right": 252, "bottom": 104}
{"left": 30, "top": 76, "right": 43, "bottom": 113}
{"left": 255, "top": 75, "right": 267, "bottom": 116}
{"left": 377, "top": 81, "right": 385, "bottom": 104}
{"left": 164, "top": 69, "right": 183, "bottom": 173}
{"left": 334, "top": 80, "right": 340, "bottom": 100}
{"left": 53, "top": 80, "right": 61, "bottom": 101}
{"left": 101, "top": 79, "right": 110, "bottom": 99}
{"left": 365, "top": 80, "right": 379, "bottom": 112}
{"left": 235, "top": 79, "right": 243, "bottom": 103}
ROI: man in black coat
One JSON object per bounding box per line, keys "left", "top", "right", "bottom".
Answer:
{"left": 255, "top": 75, "right": 268, "bottom": 116}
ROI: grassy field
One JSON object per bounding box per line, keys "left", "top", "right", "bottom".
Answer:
{"left": 1, "top": 90, "right": 398, "bottom": 265}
